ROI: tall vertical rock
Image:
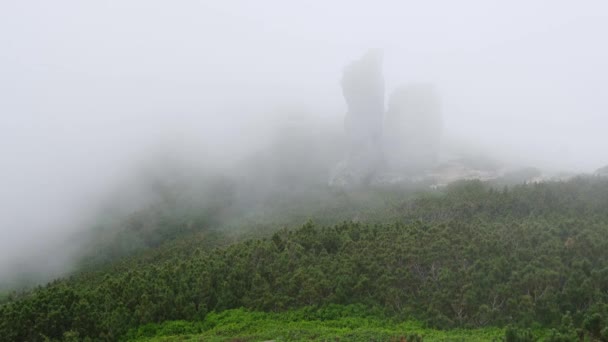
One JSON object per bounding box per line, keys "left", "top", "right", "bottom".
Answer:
{"left": 384, "top": 83, "right": 442, "bottom": 174}
{"left": 331, "top": 49, "right": 385, "bottom": 186}
{"left": 342, "top": 49, "right": 385, "bottom": 151}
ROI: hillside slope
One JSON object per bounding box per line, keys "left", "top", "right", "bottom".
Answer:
{"left": 2, "top": 178, "right": 608, "bottom": 341}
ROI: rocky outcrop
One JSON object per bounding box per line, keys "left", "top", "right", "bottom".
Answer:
{"left": 331, "top": 50, "right": 385, "bottom": 187}
{"left": 329, "top": 52, "right": 446, "bottom": 188}
{"left": 342, "top": 49, "right": 385, "bottom": 151}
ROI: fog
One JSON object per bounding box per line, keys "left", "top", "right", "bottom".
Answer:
{"left": 1, "top": 1, "right": 607, "bottom": 286}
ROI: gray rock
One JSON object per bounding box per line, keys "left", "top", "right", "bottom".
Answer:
{"left": 335, "top": 49, "right": 385, "bottom": 187}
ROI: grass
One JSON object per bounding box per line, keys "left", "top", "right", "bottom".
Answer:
{"left": 125, "top": 306, "right": 509, "bottom": 342}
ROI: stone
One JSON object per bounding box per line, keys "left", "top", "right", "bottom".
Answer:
{"left": 332, "top": 49, "right": 385, "bottom": 187}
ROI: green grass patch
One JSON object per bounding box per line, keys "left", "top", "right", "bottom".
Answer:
{"left": 125, "top": 306, "right": 507, "bottom": 342}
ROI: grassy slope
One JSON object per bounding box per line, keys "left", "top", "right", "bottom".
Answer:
{"left": 126, "top": 307, "right": 508, "bottom": 342}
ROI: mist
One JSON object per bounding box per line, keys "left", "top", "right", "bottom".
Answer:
{"left": 1, "top": 0, "right": 608, "bottom": 286}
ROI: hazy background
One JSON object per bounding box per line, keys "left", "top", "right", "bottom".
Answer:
{"left": 1, "top": 0, "right": 607, "bottom": 283}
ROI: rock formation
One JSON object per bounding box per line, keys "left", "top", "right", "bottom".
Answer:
{"left": 329, "top": 52, "right": 444, "bottom": 188}
{"left": 330, "top": 50, "right": 385, "bottom": 187}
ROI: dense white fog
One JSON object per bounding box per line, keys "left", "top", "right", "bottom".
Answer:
{"left": 1, "top": 0, "right": 607, "bottom": 284}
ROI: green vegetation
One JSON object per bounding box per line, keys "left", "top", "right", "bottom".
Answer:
{"left": 0, "top": 290, "right": 8, "bottom": 305}
{"left": 3, "top": 177, "right": 608, "bottom": 341}
{"left": 125, "top": 306, "right": 504, "bottom": 341}
{"left": 75, "top": 179, "right": 422, "bottom": 270}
